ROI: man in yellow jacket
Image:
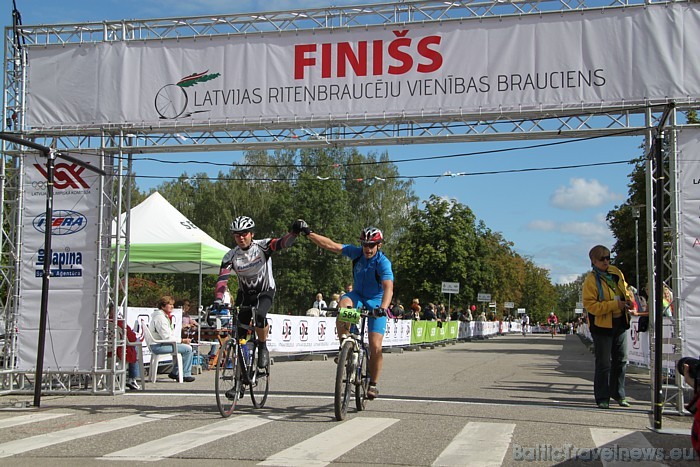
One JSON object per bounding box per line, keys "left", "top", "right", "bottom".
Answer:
{"left": 582, "top": 244, "right": 633, "bottom": 409}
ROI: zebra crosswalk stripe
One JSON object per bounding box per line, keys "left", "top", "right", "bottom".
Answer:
{"left": 432, "top": 421, "right": 516, "bottom": 467}
{"left": 0, "top": 413, "right": 176, "bottom": 458}
{"left": 258, "top": 417, "right": 399, "bottom": 467}
{"left": 0, "top": 412, "right": 71, "bottom": 429}
{"left": 101, "top": 414, "right": 274, "bottom": 461}
{"left": 590, "top": 428, "right": 667, "bottom": 467}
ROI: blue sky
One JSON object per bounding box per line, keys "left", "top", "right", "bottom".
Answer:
{"left": 5, "top": 0, "right": 643, "bottom": 286}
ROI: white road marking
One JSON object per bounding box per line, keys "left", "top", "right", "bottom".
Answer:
{"left": 0, "top": 413, "right": 175, "bottom": 458}
{"left": 433, "top": 421, "right": 515, "bottom": 467}
{"left": 0, "top": 412, "right": 71, "bottom": 428}
{"left": 591, "top": 428, "right": 667, "bottom": 467}
{"left": 259, "top": 417, "right": 398, "bottom": 467}
{"left": 101, "top": 414, "right": 274, "bottom": 461}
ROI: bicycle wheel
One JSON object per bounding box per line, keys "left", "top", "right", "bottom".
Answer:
{"left": 250, "top": 345, "right": 270, "bottom": 408}
{"left": 355, "top": 349, "right": 370, "bottom": 412}
{"left": 334, "top": 340, "right": 354, "bottom": 421}
{"left": 215, "top": 338, "right": 242, "bottom": 417}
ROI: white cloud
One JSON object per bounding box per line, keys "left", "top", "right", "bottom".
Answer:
{"left": 559, "top": 221, "right": 611, "bottom": 240}
{"left": 527, "top": 220, "right": 556, "bottom": 231}
{"left": 550, "top": 178, "right": 623, "bottom": 211}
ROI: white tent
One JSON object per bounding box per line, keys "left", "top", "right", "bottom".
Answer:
{"left": 115, "top": 191, "right": 230, "bottom": 308}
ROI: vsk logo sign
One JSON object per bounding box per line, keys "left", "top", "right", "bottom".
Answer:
{"left": 299, "top": 321, "right": 309, "bottom": 341}
{"left": 318, "top": 322, "right": 327, "bottom": 341}
{"left": 155, "top": 70, "right": 221, "bottom": 119}
{"left": 33, "top": 210, "right": 87, "bottom": 235}
{"left": 34, "top": 163, "right": 91, "bottom": 190}
{"left": 282, "top": 320, "right": 292, "bottom": 341}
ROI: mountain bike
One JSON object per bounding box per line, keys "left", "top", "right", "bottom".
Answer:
{"left": 212, "top": 305, "right": 270, "bottom": 417}
{"left": 329, "top": 306, "right": 386, "bottom": 421}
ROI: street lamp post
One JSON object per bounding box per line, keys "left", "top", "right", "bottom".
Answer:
{"left": 632, "top": 205, "right": 641, "bottom": 292}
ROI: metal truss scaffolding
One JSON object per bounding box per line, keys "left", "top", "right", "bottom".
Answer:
{"left": 0, "top": 0, "right": 695, "bottom": 412}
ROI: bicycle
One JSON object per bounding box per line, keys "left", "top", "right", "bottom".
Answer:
{"left": 211, "top": 305, "right": 270, "bottom": 418}
{"left": 328, "top": 306, "right": 386, "bottom": 421}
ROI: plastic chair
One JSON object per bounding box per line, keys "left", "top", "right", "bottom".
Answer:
{"left": 142, "top": 324, "right": 184, "bottom": 383}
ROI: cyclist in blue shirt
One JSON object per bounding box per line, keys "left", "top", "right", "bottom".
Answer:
{"left": 294, "top": 221, "right": 394, "bottom": 400}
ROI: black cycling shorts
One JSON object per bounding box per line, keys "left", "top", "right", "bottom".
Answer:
{"left": 237, "top": 290, "right": 274, "bottom": 329}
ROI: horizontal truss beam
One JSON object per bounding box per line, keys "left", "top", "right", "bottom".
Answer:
{"left": 10, "top": 107, "right": 682, "bottom": 154}
{"left": 11, "top": 0, "right": 668, "bottom": 45}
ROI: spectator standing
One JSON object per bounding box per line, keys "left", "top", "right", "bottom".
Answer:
{"left": 423, "top": 303, "right": 437, "bottom": 321}
{"left": 390, "top": 299, "right": 404, "bottom": 319}
{"left": 410, "top": 299, "right": 421, "bottom": 320}
{"left": 436, "top": 303, "right": 448, "bottom": 321}
{"left": 582, "top": 244, "right": 633, "bottom": 409}
{"left": 328, "top": 293, "right": 340, "bottom": 310}
{"left": 313, "top": 293, "right": 327, "bottom": 315}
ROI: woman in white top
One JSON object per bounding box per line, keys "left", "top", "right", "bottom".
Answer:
{"left": 312, "top": 293, "right": 327, "bottom": 315}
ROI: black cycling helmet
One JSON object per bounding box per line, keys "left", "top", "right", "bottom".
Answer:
{"left": 230, "top": 216, "right": 255, "bottom": 233}
{"left": 360, "top": 226, "right": 383, "bottom": 245}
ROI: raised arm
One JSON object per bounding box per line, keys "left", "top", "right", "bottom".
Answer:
{"left": 307, "top": 232, "right": 343, "bottom": 254}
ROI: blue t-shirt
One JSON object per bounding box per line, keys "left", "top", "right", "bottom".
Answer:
{"left": 341, "top": 245, "right": 394, "bottom": 302}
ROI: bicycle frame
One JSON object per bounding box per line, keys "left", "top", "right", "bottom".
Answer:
{"left": 332, "top": 306, "right": 382, "bottom": 421}
{"left": 214, "top": 305, "right": 270, "bottom": 417}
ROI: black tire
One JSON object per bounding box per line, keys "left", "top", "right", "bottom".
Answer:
{"left": 215, "top": 338, "right": 241, "bottom": 418}
{"left": 250, "top": 345, "right": 270, "bottom": 408}
{"left": 334, "top": 340, "right": 354, "bottom": 421}
{"left": 355, "top": 349, "right": 370, "bottom": 412}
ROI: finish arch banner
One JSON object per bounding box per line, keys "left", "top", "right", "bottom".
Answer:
{"left": 26, "top": 3, "right": 700, "bottom": 129}
{"left": 678, "top": 127, "right": 700, "bottom": 360}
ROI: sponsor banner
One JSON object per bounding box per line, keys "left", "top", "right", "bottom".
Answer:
{"left": 411, "top": 320, "right": 427, "bottom": 345}
{"left": 17, "top": 153, "right": 102, "bottom": 371}
{"left": 26, "top": 3, "right": 700, "bottom": 128}
{"left": 678, "top": 128, "right": 700, "bottom": 360}
{"left": 266, "top": 314, "right": 411, "bottom": 353}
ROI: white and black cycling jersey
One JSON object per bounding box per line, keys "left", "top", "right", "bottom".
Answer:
{"left": 214, "top": 233, "right": 295, "bottom": 300}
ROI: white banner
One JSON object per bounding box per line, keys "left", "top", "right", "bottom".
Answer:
{"left": 266, "top": 314, "right": 411, "bottom": 353}
{"left": 26, "top": 3, "right": 700, "bottom": 129}
{"left": 678, "top": 128, "right": 700, "bottom": 360}
{"left": 17, "top": 154, "right": 102, "bottom": 371}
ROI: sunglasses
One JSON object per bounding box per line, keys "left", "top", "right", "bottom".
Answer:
{"left": 599, "top": 255, "right": 611, "bottom": 261}
{"left": 233, "top": 231, "right": 252, "bottom": 236}
{"left": 361, "top": 242, "right": 379, "bottom": 248}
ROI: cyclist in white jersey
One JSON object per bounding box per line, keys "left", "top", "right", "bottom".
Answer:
{"left": 213, "top": 216, "right": 303, "bottom": 368}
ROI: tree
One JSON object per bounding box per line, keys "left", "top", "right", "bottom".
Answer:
{"left": 393, "top": 195, "right": 479, "bottom": 308}
{"left": 519, "top": 261, "right": 558, "bottom": 324}
{"left": 607, "top": 156, "right": 647, "bottom": 291}
{"left": 554, "top": 274, "right": 587, "bottom": 322}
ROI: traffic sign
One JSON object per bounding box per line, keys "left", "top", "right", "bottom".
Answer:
{"left": 477, "top": 293, "right": 491, "bottom": 302}
{"left": 441, "top": 282, "right": 460, "bottom": 294}
{"left": 504, "top": 302, "right": 514, "bottom": 308}
{"left": 517, "top": 308, "right": 526, "bottom": 314}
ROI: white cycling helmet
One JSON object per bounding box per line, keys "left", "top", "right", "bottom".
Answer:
{"left": 230, "top": 216, "right": 255, "bottom": 232}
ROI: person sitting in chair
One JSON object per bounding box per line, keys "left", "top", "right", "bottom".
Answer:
{"left": 149, "top": 295, "right": 195, "bottom": 383}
